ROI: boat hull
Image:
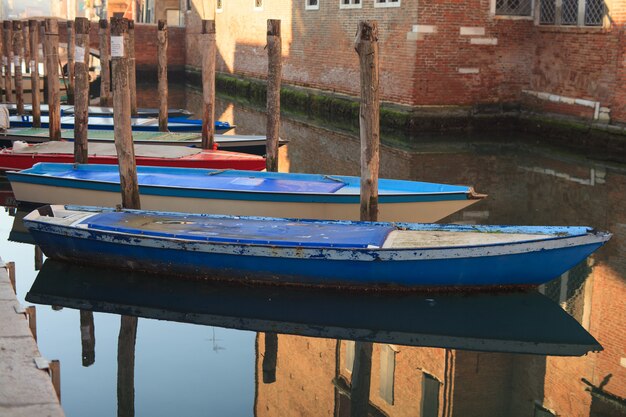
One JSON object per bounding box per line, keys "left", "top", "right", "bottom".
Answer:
{"left": 25, "top": 217, "right": 608, "bottom": 289}
{"left": 9, "top": 180, "right": 479, "bottom": 222}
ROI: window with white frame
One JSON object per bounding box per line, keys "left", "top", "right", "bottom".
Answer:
{"left": 496, "top": 0, "right": 532, "bottom": 16}
{"left": 305, "top": 0, "right": 319, "bottom": 10}
{"left": 374, "top": 0, "right": 401, "bottom": 8}
{"left": 254, "top": 0, "right": 263, "bottom": 10}
{"left": 339, "top": 0, "right": 362, "bottom": 9}
{"left": 217, "top": 0, "right": 223, "bottom": 12}
{"left": 539, "top": 0, "right": 605, "bottom": 26}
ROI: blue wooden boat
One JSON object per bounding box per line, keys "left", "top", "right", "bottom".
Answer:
{"left": 8, "top": 163, "right": 485, "bottom": 222}
{"left": 23, "top": 205, "right": 611, "bottom": 289}
{"left": 26, "top": 259, "right": 602, "bottom": 356}
{"left": 5, "top": 103, "right": 193, "bottom": 118}
{"left": 9, "top": 115, "right": 234, "bottom": 133}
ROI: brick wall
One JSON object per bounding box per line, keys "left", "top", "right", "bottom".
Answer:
{"left": 57, "top": 20, "right": 186, "bottom": 73}
{"left": 184, "top": 1, "right": 626, "bottom": 124}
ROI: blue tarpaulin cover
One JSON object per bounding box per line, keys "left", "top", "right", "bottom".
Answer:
{"left": 81, "top": 212, "right": 395, "bottom": 248}
{"left": 46, "top": 168, "right": 347, "bottom": 193}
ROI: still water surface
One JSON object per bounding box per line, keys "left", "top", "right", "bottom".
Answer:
{"left": 2, "top": 84, "right": 625, "bottom": 416}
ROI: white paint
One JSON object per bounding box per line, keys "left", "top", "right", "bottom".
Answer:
{"left": 470, "top": 38, "right": 497, "bottom": 45}
{"left": 621, "top": 357, "right": 626, "bottom": 368}
{"left": 412, "top": 25, "right": 437, "bottom": 33}
{"left": 406, "top": 32, "right": 419, "bottom": 41}
{"left": 110, "top": 36, "right": 124, "bottom": 57}
{"left": 458, "top": 68, "right": 480, "bottom": 74}
{"left": 74, "top": 45, "right": 86, "bottom": 63}
{"left": 460, "top": 27, "right": 485, "bottom": 36}
{"left": 523, "top": 90, "right": 604, "bottom": 120}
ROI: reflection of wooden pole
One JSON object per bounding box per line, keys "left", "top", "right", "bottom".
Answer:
{"left": 45, "top": 18, "right": 61, "bottom": 141}
{"left": 49, "top": 359, "right": 61, "bottom": 400}
{"left": 262, "top": 332, "right": 278, "bottom": 384}
{"left": 6, "top": 261, "right": 15, "bottom": 293}
{"left": 74, "top": 17, "right": 90, "bottom": 164}
{"left": 66, "top": 20, "right": 75, "bottom": 104}
{"left": 355, "top": 21, "right": 380, "bottom": 223}
{"left": 350, "top": 341, "right": 373, "bottom": 417}
{"left": 3, "top": 22, "right": 13, "bottom": 102}
{"left": 99, "top": 19, "right": 111, "bottom": 106}
{"left": 157, "top": 20, "right": 168, "bottom": 132}
{"left": 12, "top": 21, "right": 24, "bottom": 114}
{"left": 111, "top": 17, "right": 140, "bottom": 210}
{"left": 128, "top": 20, "right": 137, "bottom": 116}
{"left": 265, "top": 19, "right": 281, "bottom": 173}
{"left": 80, "top": 310, "right": 96, "bottom": 367}
{"left": 117, "top": 315, "right": 137, "bottom": 417}
{"left": 34, "top": 245, "right": 44, "bottom": 270}
{"left": 22, "top": 22, "right": 29, "bottom": 74}
{"left": 201, "top": 20, "right": 215, "bottom": 149}
{"left": 29, "top": 20, "right": 41, "bottom": 127}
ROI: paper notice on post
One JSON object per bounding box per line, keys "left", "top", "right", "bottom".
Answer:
{"left": 111, "top": 36, "right": 124, "bottom": 57}
{"left": 75, "top": 46, "right": 86, "bottom": 63}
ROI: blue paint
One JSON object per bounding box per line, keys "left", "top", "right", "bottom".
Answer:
{"left": 8, "top": 163, "right": 475, "bottom": 204}
{"left": 23, "top": 206, "right": 612, "bottom": 288}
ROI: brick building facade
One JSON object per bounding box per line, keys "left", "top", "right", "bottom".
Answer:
{"left": 182, "top": 0, "right": 626, "bottom": 125}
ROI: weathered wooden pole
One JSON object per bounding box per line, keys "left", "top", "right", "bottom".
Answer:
{"left": 265, "top": 19, "right": 281, "bottom": 172}
{"left": 74, "top": 17, "right": 90, "bottom": 164}
{"left": 350, "top": 22, "right": 379, "bottom": 417}
{"left": 355, "top": 21, "right": 380, "bottom": 223}
{"left": 45, "top": 19, "right": 61, "bottom": 141}
{"left": 111, "top": 17, "right": 141, "bottom": 210}
{"left": 201, "top": 20, "right": 216, "bottom": 148}
{"left": 98, "top": 19, "right": 111, "bottom": 107}
{"left": 0, "top": 25, "right": 4, "bottom": 102}
{"left": 66, "top": 20, "right": 75, "bottom": 104}
{"left": 157, "top": 20, "right": 168, "bottom": 132}
{"left": 40, "top": 23, "right": 47, "bottom": 102}
{"left": 12, "top": 21, "right": 24, "bottom": 114}
{"left": 29, "top": 20, "right": 41, "bottom": 127}
{"left": 22, "top": 22, "right": 29, "bottom": 74}
{"left": 3, "top": 22, "right": 13, "bottom": 103}
{"left": 128, "top": 20, "right": 137, "bottom": 116}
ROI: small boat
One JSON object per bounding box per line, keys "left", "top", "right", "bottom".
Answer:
{"left": 8, "top": 115, "right": 234, "bottom": 133}
{"left": 4, "top": 103, "right": 193, "bottom": 118}
{"left": 0, "top": 127, "right": 285, "bottom": 156}
{"left": 26, "top": 259, "right": 603, "bottom": 356}
{"left": 23, "top": 205, "right": 611, "bottom": 289}
{"left": 0, "top": 142, "right": 266, "bottom": 171}
{"left": 8, "top": 163, "right": 485, "bottom": 222}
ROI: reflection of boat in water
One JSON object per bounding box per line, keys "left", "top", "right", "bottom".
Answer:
{"left": 8, "top": 206, "right": 36, "bottom": 245}
{"left": 26, "top": 260, "right": 602, "bottom": 356}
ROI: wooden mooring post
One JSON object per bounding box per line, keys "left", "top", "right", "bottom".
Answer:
{"left": 265, "top": 19, "right": 281, "bottom": 172}
{"left": 74, "top": 17, "right": 90, "bottom": 164}
{"left": 157, "top": 20, "right": 168, "bottom": 132}
{"left": 128, "top": 20, "right": 137, "bottom": 116}
{"left": 355, "top": 21, "right": 380, "bottom": 223}
{"left": 201, "top": 19, "right": 215, "bottom": 148}
{"left": 110, "top": 17, "right": 140, "bottom": 210}
{"left": 99, "top": 19, "right": 112, "bottom": 107}
{"left": 350, "top": 21, "right": 379, "bottom": 417}
{"left": 0, "top": 25, "right": 4, "bottom": 102}
{"left": 22, "top": 22, "right": 29, "bottom": 74}
{"left": 29, "top": 19, "right": 41, "bottom": 127}
{"left": 3, "top": 21, "right": 13, "bottom": 103}
{"left": 45, "top": 18, "right": 61, "bottom": 141}
{"left": 66, "top": 20, "right": 75, "bottom": 104}
{"left": 12, "top": 21, "right": 24, "bottom": 114}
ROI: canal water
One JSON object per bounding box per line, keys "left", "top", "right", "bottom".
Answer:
{"left": 2, "top": 83, "right": 624, "bottom": 417}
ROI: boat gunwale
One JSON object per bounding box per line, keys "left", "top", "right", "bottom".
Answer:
{"left": 23, "top": 206, "right": 610, "bottom": 255}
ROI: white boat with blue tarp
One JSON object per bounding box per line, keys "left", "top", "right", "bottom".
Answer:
{"left": 9, "top": 114, "right": 233, "bottom": 133}
{"left": 23, "top": 205, "right": 611, "bottom": 289}
{"left": 4, "top": 103, "right": 193, "bottom": 118}
{"left": 7, "top": 163, "right": 485, "bottom": 222}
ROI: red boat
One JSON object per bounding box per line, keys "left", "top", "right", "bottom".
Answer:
{"left": 0, "top": 141, "right": 266, "bottom": 171}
